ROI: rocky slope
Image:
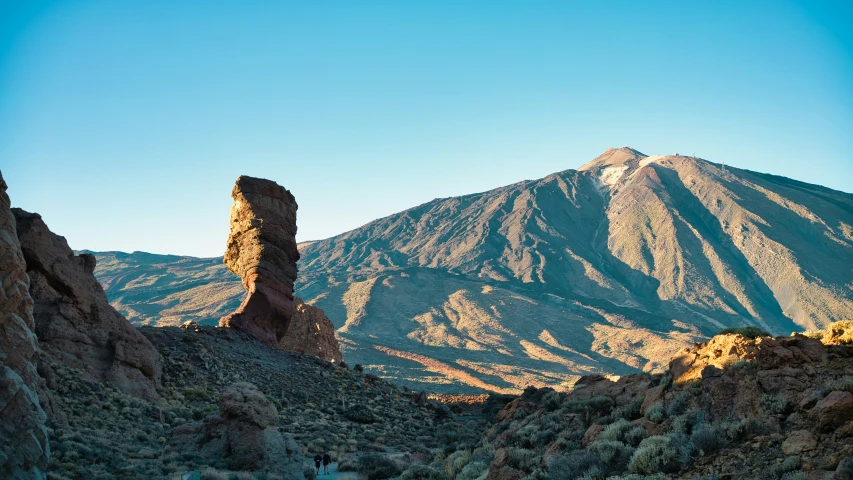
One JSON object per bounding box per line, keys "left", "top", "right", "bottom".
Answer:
{"left": 395, "top": 324, "right": 853, "bottom": 480}
{"left": 85, "top": 148, "right": 853, "bottom": 393}
{"left": 0, "top": 172, "right": 49, "bottom": 479}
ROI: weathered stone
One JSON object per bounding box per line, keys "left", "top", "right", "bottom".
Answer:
{"left": 781, "top": 430, "right": 817, "bottom": 455}
{"left": 811, "top": 391, "right": 853, "bottom": 429}
{"left": 671, "top": 334, "right": 826, "bottom": 384}
{"left": 168, "top": 382, "right": 303, "bottom": 476}
{"left": 281, "top": 297, "right": 342, "bottom": 362}
{"left": 13, "top": 209, "right": 161, "bottom": 401}
{"left": 0, "top": 172, "right": 48, "bottom": 479}
{"left": 219, "top": 176, "right": 300, "bottom": 346}
{"left": 219, "top": 176, "right": 342, "bottom": 360}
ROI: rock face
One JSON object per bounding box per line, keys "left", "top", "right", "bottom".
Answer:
{"left": 168, "top": 382, "right": 304, "bottom": 476}
{"left": 13, "top": 209, "right": 161, "bottom": 401}
{"left": 0, "top": 174, "right": 49, "bottom": 478}
{"left": 219, "top": 176, "right": 300, "bottom": 346}
{"left": 281, "top": 297, "right": 343, "bottom": 362}
{"left": 219, "top": 176, "right": 342, "bottom": 361}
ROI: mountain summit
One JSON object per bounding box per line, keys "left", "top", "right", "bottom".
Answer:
{"left": 294, "top": 147, "right": 853, "bottom": 391}
{"left": 89, "top": 148, "right": 853, "bottom": 393}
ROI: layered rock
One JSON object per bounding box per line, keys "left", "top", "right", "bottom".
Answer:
{"left": 168, "top": 382, "right": 304, "bottom": 476}
{"left": 281, "top": 297, "right": 343, "bottom": 362}
{"left": 219, "top": 176, "right": 300, "bottom": 346}
{"left": 219, "top": 176, "right": 342, "bottom": 361}
{"left": 13, "top": 209, "right": 161, "bottom": 401}
{"left": 0, "top": 174, "right": 49, "bottom": 478}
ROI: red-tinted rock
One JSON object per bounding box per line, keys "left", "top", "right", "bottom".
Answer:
{"left": 219, "top": 176, "right": 342, "bottom": 360}
{"left": 811, "top": 391, "right": 853, "bottom": 429}
{"left": 13, "top": 209, "right": 161, "bottom": 401}
{"left": 168, "top": 382, "right": 304, "bottom": 475}
{"left": 281, "top": 297, "right": 342, "bottom": 362}
{"left": 219, "top": 176, "right": 300, "bottom": 346}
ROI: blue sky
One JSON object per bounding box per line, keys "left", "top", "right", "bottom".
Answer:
{"left": 1, "top": 1, "right": 851, "bottom": 257}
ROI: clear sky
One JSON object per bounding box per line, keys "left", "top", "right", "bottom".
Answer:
{"left": 1, "top": 1, "right": 851, "bottom": 257}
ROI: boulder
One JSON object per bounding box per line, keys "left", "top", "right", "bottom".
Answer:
{"left": 781, "top": 430, "right": 817, "bottom": 455}
{"left": 811, "top": 391, "right": 853, "bottom": 429}
{"left": 0, "top": 172, "right": 49, "bottom": 479}
{"left": 280, "top": 297, "right": 342, "bottom": 362}
{"left": 168, "top": 382, "right": 303, "bottom": 476}
{"left": 13, "top": 209, "right": 161, "bottom": 401}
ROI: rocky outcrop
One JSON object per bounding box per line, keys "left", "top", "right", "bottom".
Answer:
{"left": 281, "top": 297, "right": 343, "bottom": 362}
{"left": 219, "top": 176, "right": 300, "bottom": 346}
{"left": 168, "top": 382, "right": 304, "bottom": 476}
{"left": 218, "top": 176, "right": 342, "bottom": 361}
{"left": 13, "top": 209, "right": 161, "bottom": 401}
{"left": 0, "top": 174, "right": 49, "bottom": 479}
{"left": 669, "top": 333, "right": 826, "bottom": 384}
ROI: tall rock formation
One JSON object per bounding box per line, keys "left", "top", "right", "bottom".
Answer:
{"left": 219, "top": 176, "right": 300, "bottom": 346}
{"left": 219, "top": 176, "right": 342, "bottom": 362}
{"left": 282, "top": 297, "right": 343, "bottom": 363}
{"left": 13, "top": 209, "right": 161, "bottom": 401}
{"left": 0, "top": 173, "right": 49, "bottom": 479}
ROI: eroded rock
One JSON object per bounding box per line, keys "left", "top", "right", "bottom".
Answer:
{"left": 0, "top": 173, "right": 49, "bottom": 479}
{"left": 281, "top": 297, "right": 342, "bottom": 362}
{"left": 168, "top": 382, "right": 303, "bottom": 476}
{"left": 218, "top": 176, "right": 342, "bottom": 361}
{"left": 219, "top": 176, "right": 300, "bottom": 345}
{"left": 13, "top": 209, "right": 161, "bottom": 401}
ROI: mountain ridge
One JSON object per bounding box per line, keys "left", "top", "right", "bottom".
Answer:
{"left": 86, "top": 148, "right": 853, "bottom": 393}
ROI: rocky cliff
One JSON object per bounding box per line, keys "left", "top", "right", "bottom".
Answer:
{"left": 13, "top": 209, "right": 162, "bottom": 401}
{"left": 0, "top": 174, "right": 49, "bottom": 479}
{"left": 219, "top": 176, "right": 301, "bottom": 346}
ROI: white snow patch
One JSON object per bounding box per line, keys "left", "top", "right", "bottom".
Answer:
{"left": 639, "top": 155, "right": 665, "bottom": 168}
{"left": 600, "top": 165, "right": 629, "bottom": 187}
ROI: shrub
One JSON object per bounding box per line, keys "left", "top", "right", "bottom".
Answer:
{"left": 761, "top": 394, "right": 789, "bottom": 415}
{"left": 612, "top": 398, "right": 643, "bottom": 421}
{"left": 444, "top": 450, "right": 471, "bottom": 478}
{"left": 337, "top": 455, "right": 358, "bottom": 471}
{"left": 666, "top": 393, "right": 689, "bottom": 418}
{"left": 345, "top": 404, "right": 377, "bottom": 423}
{"left": 507, "top": 448, "right": 539, "bottom": 473}
{"left": 547, "top": 450, "right": 599, "bottom": 480}
{"left": 542, "top": 390, "right": 563, "bottom": 411}
{"left": 598, "top": 419, "right": 634, "bottom": 443}
{"left": 588, "top": 440, "right": 634, "bottom": 475}
{"left": 773, "top": 456, "right": 800, "bottom": 478}
{"left": 781, "top": 472, "right": 807, "bottom": 480}
{"left": 628, "top": 435, "right": 693, "bottom": 475}
{"left": 456, "top": 461, "right": 488, "bottom": 480}
{"left": 828, "top": 376, "right": 853, "bottom": 393}
{"left": 690, "top": 425, "right": 727, "bottom": 455}
{"left": 725, "top": 417, "right": 767, "bottom": 441}
{"left": 718, "top": 326, "right": 771, "bottom": 339}
{"left": 644, "top": 403, "right": 665, "bottom": 423}
{"left": 401, "top": 465, "right": 448, "bottom": 480}
{"left": 624, "top": 426, "right": 648, "bottom": 447}
{"left": 358, "top": 454, "right": 401, "bottom": 480}
{"left": 303, "top": 465, "right": 318, "bottom": 480}
{"left": 672, "top": 409, "right": 704, "bottom": 435}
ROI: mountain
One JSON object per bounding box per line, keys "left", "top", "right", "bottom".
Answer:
{"left": 88, "top": 148, "right": 853, "bottom": 393}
